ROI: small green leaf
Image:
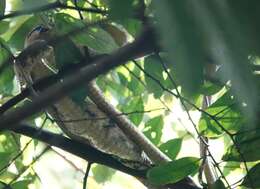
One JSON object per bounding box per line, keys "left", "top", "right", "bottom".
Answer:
{"left": 92, "top": 165, "right": 116, "bottom": 184}
{"left": 147, "top": 157, "right": 200, "bottom": 185}
{"left": 242, "top": 163, "right": 260, "bottom": 187}
{"left": 0, "top": 152, "right": 12, "bottom": 169}
{"left": 122, "top": 97, "right": 144, "bottom": 126}
{"left": 159, "top": 138, "right": 182, "bottom": 160}
{"left": 143, "top": 116, "right": 163, "bottom": 145}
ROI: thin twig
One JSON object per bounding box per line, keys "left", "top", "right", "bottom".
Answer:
{"left": 83, "top": 162, "right": 92, "bottom": 189}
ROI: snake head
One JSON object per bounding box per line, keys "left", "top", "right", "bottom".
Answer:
{"left": 25, "top": 25, "right": 51, "bottom": 47}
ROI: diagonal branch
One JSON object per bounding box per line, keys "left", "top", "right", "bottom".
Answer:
{"left": 0, "top": 26, "right": 156, "bottom": 129}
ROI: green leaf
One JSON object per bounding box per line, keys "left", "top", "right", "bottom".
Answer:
{"left": 0, "top": 152, "right": 12, "bottom": 169}
{"left": 11, "top": 180, "right": 31, "bottom": 189}
{"left": 53, "top": 38, "right": 88, "bottom": 106}
{"left": 143, "top": 116, "right": 163, "bottom": 145}
{"left": 0, "top": 21, "right": 9, "bottom": 35}
{"left": 108, "top": 0, "right": 134, "bottom": 20}
{"left": 53, "top": 13, "right": 118, "bottom": 54}
{"left": 8, "top": 16, "right": 40, "bottom": 51}
{"left": 122, "top": 97, "right": 144, "bottom": 126}
{"left": 0, "top": 0, "right": 5, "bottom": 16}
{"left": 92, "top": 165, "right": 116, "bottom": 184}
{"left": 0, "top": 39, "right": 15, "bottom": 95}
{"left": 153, "top": 1, "right": 204, "bottom": 96}
{"left": 147, "top": 157, "right": 200, "bottom": 185}
{"left": 144, "top": 55, "right": 165, "bottom": 98}
{"left": 119, "top": 18, "right": 142, "bottom": 37}
{"left": 242, "top": 163, "right": 260, "bottom": 187}
{"left": 159, "top": 138, "right": 182, "bottom": 160}
{"left": 199, "top": 92, "right": 243, "bottom": 137}
{"left": 211, "top": 179, "right": 226, "bottom": 189}
{"left": 222, "top": 129, "right": 260, "bottom": 162}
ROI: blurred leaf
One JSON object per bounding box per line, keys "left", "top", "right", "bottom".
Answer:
{"left": 199, "top": 81, "right": 223, "bottom": 96}
{"left": 108, "top": 0, "right": 134, "bottom": 20}
{"left": 0, "top": 0, "right": 5, "bottom": 16}
{"left": 119, "top": 18, "right": 142, "bottom": 37}
{"left": 0, "top": 21, "right": 9, "bottom": 35}
{"left": 92, "top": 165, "right": 115, "bottom": 184}
{"left": 8, "top": 16, "right": 40, "bottom": 51}
{"left": 212, "top": 179, "right": 226, "bottom": 189}
{"left": 143, "top": 115, "right": 163, "bottom": 145}
{"left": 144, "top": 55, "right": 165, "bottom": 98}
{"left": 0, "top": 39, "right": 15, "bottom": 95}
{"left": 53, "top": 13, "right": 118, "bottom": 54}
{"left": 153, "top": 1, "right": 204, "bottom": 96}
{"left": 122, "top": 97, "right": 144, "bottom": 126}
{"left": 223, "top": 129, "right": 260, "bottom": 162}
{"left": 242, "top": 163, "right": 260, "bottom": 187}
{"left": 22, "top": 0, "right": 48, "bottom": 9}
{"left": 147, "top": 157, "right": 200, "bottom": 185}
{"left": 159, "top": 138, "right": 182, "bottom": 160}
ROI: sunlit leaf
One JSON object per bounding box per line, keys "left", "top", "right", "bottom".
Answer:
{"left": 143, "top": 115, "right": 163, "bottom": 145}
{"left": 122, "top": 97, "right": 144, "bottom": 126}
{"left": 159, "top": 138, "right": 182, "bottom": 160}
{"left": 92, "top": 165, "right": 116, "bottom": 184}
{"left": 11, "top": 180, "right": 31, "bottom": 189}
{"left": 147, "top": 157, "right": 200, "bottom": 185}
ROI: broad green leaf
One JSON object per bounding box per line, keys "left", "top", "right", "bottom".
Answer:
{"left": 0, "top": 21, "right": 9, "bottom": 35}
{"left": 121, "top": 97, "right": 144, "bottom": 126}
{"left": 242, "top": 163, "right": 260, "bottom": 187}
{"left": 143, "top": 116, "right": 163, "bottom": 145}
{"left": 53, "top": 13, "right": 118, "bottom": 54}
{"left": 159, "top": 138, "right": 182, "bottom": 160}
{"left": 153, "top": 1, "right": 204, "bottom": 96}
{"left": 223, "top": 129, "right": 260, "bottom": 162}
{"left": 0, "top": 0, "right": 5, "bottom": 16}
{"left": 22, "top": 0, "right": 48, "bottom": 9}
{"left": 212, "top": 179, "right": 226, "bottom": 189}
{"left": 147, "top": 157, "right": 200, "bottom": 185}
{"left": 92, "top": 165, "right": 116, "bottom": 184}
{"left": 144, "top": 55, "right": 165, "bottom": 98}
{"left": 8, "top": 16, "right": 40, "bottom": 51}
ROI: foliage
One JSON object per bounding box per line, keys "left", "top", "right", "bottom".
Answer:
{"left": 1, "top": 0, "right": 260, "bottom": 189}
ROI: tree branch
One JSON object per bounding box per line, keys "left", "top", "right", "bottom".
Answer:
{"left": 9, "top": 124, "right": 147, "bottom": 178}
{"left": 0, "top": 26, "right": 156, "bottom": 129}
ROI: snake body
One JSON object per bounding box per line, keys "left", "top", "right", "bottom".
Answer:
{"left": 14, "top": 27, "right": 145, "bottom": 163}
